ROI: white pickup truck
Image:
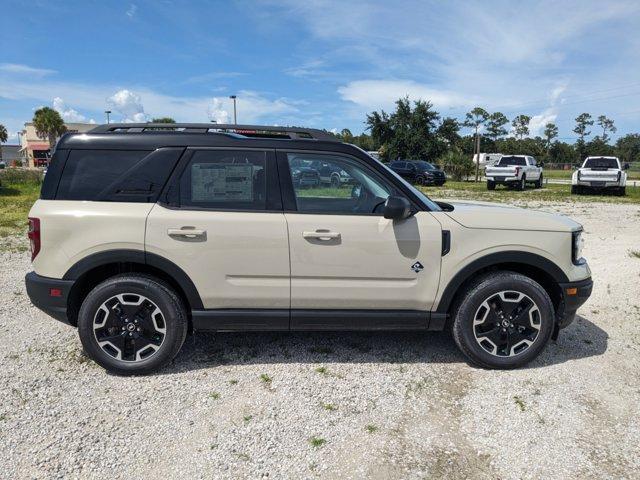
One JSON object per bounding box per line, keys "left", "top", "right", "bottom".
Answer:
{"left": 485, "top": 155, "right": 543, "bottom": 190}
{"left": 571, "top": 156, "right": 628, "bottom": 196}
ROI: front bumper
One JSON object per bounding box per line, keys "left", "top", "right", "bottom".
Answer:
{"left": 556, "top": 277, "right": 593, "bottom": 329}
{"left": 25, "top": 271, "right": 75, "bottom": 325}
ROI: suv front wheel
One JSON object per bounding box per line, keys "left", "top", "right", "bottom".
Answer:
{"left": 78, "top": 274, "right": 188, "bottom": 375}
{"left": 452, "top": 272, "right": 554, "bottom": 369}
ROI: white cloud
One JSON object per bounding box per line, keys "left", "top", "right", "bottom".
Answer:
{"left": 0, "top": 63, "right": 55, "bottom": 77}
{"left": 107, "top": 89, "right": 148, "bottom": 123}
{"left": 52, "top": 97, "right": 87, "bottom": 122}
{"left": 126, "top": 4, "right": 137, "bottom": 18}
{"left": 207, "top": 98, "right": 230, "bottom": 124}
{"left": 338, "top": 79, "right": 472, "bottom": 111}
{"left": 284, "top": 59, "right": 326, "bottom": 78}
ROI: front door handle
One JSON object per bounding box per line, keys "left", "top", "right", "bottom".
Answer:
{"left": 168, "top": 227, "right": 206, "bottom": 239}
{"left": 303, "top": 230, "right": 341, "bottom": 241}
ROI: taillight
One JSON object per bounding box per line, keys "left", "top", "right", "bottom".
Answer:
{"left": 28, "top": 217, "right": 41, "bottom": 261}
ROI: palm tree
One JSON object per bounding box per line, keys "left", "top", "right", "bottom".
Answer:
{"left": 32, "top": 107, "right": 67, "bottom": 150}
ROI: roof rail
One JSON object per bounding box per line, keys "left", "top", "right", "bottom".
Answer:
{"left": 88, "top": 123, "right": 339, "bottom": 141}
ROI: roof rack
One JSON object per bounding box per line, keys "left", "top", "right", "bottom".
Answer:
{"left": 88, "top": 123, "right": 339, "bottom": 141}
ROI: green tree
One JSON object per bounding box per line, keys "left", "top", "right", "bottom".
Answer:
{"left": 511, "top": 115, "right": 531, "bottom": 140}
{"left": 573, "top": 113, "right": 593, "bottom": 163}
{"left": 615, "top": 133, "right": 640, "bottom": 163}
{"left": 585, "top": 136, "right": 615, "bottom": 157}
{"left": 486, "top": 112, "right": 509, "bottom": 140}
{"left": 543, "top": 123, "right": 558, "bottom": 148}
{"left": 33, "top": 107, "right": 67, "bottom": 150}
{"left": 462, "top": 107, "right": 489, "bottom": 181}
{"left": 596, "top": 115, "right": 616, "bottom": 143}
{"left": 0, "top": 124, "right": 7, "bottom": 143}
{"left": 151, "top": 117, "right": 176, "bottom": 123}
{"left": 339, "top": 128, "right": 354, "bottom": 143}
{"left": 437, "top": 117, "right": 460, "bottom": 147}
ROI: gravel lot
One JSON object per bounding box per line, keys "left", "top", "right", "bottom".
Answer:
{"left": 2, "top": 201, "right": 640, "bottom": 479}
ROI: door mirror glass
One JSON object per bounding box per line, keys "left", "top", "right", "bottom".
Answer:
{"left": 624, "top": 162, "right": 630, "bottom": 170}
{"left": 383, "top": 195, "right": 412, "bottom": 220}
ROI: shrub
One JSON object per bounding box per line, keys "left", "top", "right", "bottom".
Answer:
{"left": 0, "top": 168, "right": 42, "bottom": 185}
{"left": 439, "top": 149, "right": 474, "bottom": 181}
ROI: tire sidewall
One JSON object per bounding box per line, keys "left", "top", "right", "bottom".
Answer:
{"left": 78, "top": 276, "right": 187, "bottom": 374}
{"left": 454, "top": 273, "right": 554, "bottom": 369}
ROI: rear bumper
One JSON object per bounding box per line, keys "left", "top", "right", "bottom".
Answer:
{"left": 556, "top": 277, "right": 593, "bottom": 328}
{"left": 25, "top": 272, "right": 75, "bottom": 326}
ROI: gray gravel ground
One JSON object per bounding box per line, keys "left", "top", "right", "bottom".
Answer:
{"left": 1, "top": 201, "right": 639, "bottom": 479}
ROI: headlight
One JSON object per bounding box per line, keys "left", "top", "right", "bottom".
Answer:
{"left": 572, "top": 230, "right": 584, "bottom": 264}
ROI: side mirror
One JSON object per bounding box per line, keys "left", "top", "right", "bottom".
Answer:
{"left": 383, "top": 196, "right": 412, "bottom": 220}
{"left": 623, "top": 163, "right": 630, "bottom": 170}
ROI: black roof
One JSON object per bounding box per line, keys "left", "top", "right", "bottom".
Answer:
{"left": 57, "top": 123, "right": 345, "bottom": 151}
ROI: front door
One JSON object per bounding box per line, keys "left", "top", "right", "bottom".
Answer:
{"left": 279, "top": 151, "right": 442, "bottom": 318}
{"left": 145, "top": 148, "right": 290, "bottom": 313}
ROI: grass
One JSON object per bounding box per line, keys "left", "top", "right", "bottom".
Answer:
{"left": 365, "top": 424, "right": 378, "bottom": 434}
{"left": 419, "top": 180, "right": 640, "bottom": 204}
{"left": 309, "top": 437, "right": 327, "bottom": 448}
{"left": 320, "top": 402, "right": 337, "bottom": 411}
{"left": 0, "top": 174, "right": 41, "bottom": 238}
{"left": 209, "top": 391, "right": 221, "bottom": 400}
{"left": 629, "top": 250, "right": 640, "bottom": 259}
{"left": 513, "top": 396, "right": 526, "bottom": 412}
{"left": 315, "top": 366, "right": 329, "bottom": 375}
{"left": 259, "top": 373, "right": 272, "bottom": 384}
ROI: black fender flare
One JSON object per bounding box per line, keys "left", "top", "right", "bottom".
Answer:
{"left": 63, "top": 249, "right": 204, "bottom": 309}
{"left": 435, "top": 251, "right": 569, "bottom": 314}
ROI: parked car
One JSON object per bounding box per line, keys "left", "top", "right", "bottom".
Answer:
{"left": 26, "top": 123, "right": 592, "bottom": 374}
{"left": 308, "top": 159, "right": 352, "bottom": 188}
{"left": 289, "top": 158, "right": 320, "bottom": 188}
{"left": 485, "top": 155, "right": 543, "bottom": 190}
{"left": 571, "top": 156, "right": 628, "bottom": 196}
{"left": 389, "top": 160, "right": 446, "bottom": 186}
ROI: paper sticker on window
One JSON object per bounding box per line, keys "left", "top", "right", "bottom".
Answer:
{"left": 191, "top": 163, "right": 254, "bottom": 202}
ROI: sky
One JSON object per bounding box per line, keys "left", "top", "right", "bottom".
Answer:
{"left": 1, "top": 0, "right": 640, "bottom": 143}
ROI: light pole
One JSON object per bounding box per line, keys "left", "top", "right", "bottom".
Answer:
{"left": 229, "top": 95, "right": 237, "bottom": 125}
{"left": 105, "top": 110, "right": 112, "bottom": 124}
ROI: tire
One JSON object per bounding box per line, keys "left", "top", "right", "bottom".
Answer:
{"left": 618, "top": 187, "right": 626, "bottom": 196}
{"left": 517, "top": 175, "right": 526, "bottom": 191}
{"left": 77, "top": 274, "right": 188, "bottom": 375}
{"left": 487, "top": 180, "right": 496, "bottom": 190}
{"left": 571, "top": 185, "right": 577, "bottom": 194}
{"left": 451, "top": 271, "right": 554, "bottom": 369}
{"left": 416, "top": 175, "right": 426, "bottom": 186}
{"left": 535, "top": 173, "right": 543, "bottom": 189}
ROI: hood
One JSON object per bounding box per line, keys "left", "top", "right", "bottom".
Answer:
{"left": 439, "top": 200, "right": 581, "bottom": 232}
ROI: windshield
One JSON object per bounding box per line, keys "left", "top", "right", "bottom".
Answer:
{"left": 498, "top": 156, "right": 527, "bottom": 166}
{"left": 584, "top": 157, "right": 618, "bottom": 169}
{"left": 416, "top": 161, "right": 436, "bottom": 170}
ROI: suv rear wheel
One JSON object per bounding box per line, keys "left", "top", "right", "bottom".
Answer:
{"left": 77, "top": 274, "right": 188, "bottom": 375}
{"left": 452, "top": 272, "right": 554, "bottom": 369}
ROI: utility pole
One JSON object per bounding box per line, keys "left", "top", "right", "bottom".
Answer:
{"left": 105, "top": 110, "right": 112, "bottom": 124}
{"left": 229, "top": 95, "right": 237, "bottom": 124}
{"left": 475, "top": 131, "right": 481, "bottom": 182}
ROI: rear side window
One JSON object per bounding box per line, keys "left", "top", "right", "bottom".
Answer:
{"left": 179, "top": 150, "right": 267, "bottom": 210}
{"left": 57, "top": 150, "right": 150, "bottom": 201}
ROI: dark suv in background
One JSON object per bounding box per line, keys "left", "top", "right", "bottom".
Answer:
{"left": 389, "top": 160, "right": 446, "bottom": 186}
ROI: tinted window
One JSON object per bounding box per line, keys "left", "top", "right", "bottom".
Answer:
{"left": 57, "top": 150, "right": 151, "bottom": 200}
{"left": 584, "top": 157, "right": 618, "bottom": 169}
{"left": 416, "top": 161, "right": 435, "bottom": 170}
{"left": 498, "top": 156, "right": 527, "bottom": 166}
{"left": 390, "top": 161, "right": 404, "bottom": 168}
{"left": 179, "top": 150, "right": 267, "bottom": 210}
{"left": 286, "top": 153, "right": 401, "bottom": 214}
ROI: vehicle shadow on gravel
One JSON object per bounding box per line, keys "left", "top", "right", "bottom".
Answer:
{"left": 163, "top": 315, "right": 607, "bottom": 374}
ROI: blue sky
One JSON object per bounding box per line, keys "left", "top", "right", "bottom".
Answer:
{"left": 1, "top": 0, "right": 639, "bottom": 143}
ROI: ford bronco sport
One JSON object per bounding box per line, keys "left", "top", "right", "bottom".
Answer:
{"left": 25, "top": 124, "right": 592, "bottom": 374}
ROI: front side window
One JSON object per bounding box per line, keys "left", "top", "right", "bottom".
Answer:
{"left": 179, "top": 150, "right": 266, "bottom": 210}
{"left": 286, "top": 152, "right": 401, "bottom": 214}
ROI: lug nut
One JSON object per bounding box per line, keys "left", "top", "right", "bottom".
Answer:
{"left": 129, "top": 332, "right": 133, "bottom": 336}
{"left": 137, "top": 327, "right": 141, "bottom": 332}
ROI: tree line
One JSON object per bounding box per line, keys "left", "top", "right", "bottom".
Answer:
{"left": 334, "top": 97, "right": 640, "bottom": 177}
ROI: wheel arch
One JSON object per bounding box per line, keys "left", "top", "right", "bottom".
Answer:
{"left": 435, "top": 251, "right": 567, "bottom": 317}
{"left": 64, "top": 250, "right": 203, "bottom": 326}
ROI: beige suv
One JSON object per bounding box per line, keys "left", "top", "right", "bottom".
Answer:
{"left": 25, "top": 123, "right": 592, "bottom": 374}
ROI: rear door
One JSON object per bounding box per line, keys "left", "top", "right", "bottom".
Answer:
{"left": 278, "top": 150, "right": 442, "bottom": 322}
{"left": 145, "top": 148, "right": 290, "bottom": 316}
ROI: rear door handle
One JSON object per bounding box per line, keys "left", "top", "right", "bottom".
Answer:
{"left": 168, "top": 227, "right": 206, "bottom": 239}
{"left": 303, "top": 230, "right": 341, "bottom": 241}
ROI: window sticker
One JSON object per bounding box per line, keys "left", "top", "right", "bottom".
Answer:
{"left": 191, "top": 163, "right": 254, "bottom": 202}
